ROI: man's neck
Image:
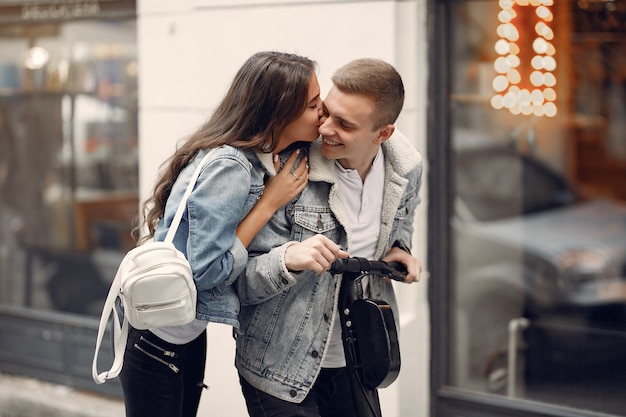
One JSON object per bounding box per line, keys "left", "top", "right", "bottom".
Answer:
{"left": 337, "top": 148, "right": 381, "bottom": 182}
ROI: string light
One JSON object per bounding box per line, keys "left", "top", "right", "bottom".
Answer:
{"left": 491, "top": 0, "right": 557, "bottom": 117}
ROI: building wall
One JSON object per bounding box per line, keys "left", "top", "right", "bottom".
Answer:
{"left": 137, "top": 1, "right": 429, "bottom": 416}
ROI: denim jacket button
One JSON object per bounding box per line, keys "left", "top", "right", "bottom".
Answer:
{"left": 281, "top": 278, "right": 289, "bottom": 285}
{"left": 311, "top": 350, "right": 319, "bottom": 358}
{"left": 289, "top": 389, "right": 297, "bottom": 398}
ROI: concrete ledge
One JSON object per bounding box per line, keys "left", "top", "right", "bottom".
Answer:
{"left": 0, "top": 373, "right": 124, "bottom": 417}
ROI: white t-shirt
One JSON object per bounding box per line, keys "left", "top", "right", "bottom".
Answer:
{"left": 322, "top": 148, "right": 385, "bottom": 368}
{"left": 151, "top": 319, "right": 209, "bottom": 344}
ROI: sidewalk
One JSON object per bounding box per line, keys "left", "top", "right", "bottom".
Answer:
{"left": 0, "top": 372, "right": 124, "bottom": 417}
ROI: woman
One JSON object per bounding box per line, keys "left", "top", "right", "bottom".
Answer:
{"left": 120, "top": 51, "right": 323, "bottom": 417}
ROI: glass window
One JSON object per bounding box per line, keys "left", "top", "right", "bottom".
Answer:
{"left": 0, "top": 19, "right": 138, "bottom": 317}
{"left": 446, "top": 0, "right": 626, "bottom": 415}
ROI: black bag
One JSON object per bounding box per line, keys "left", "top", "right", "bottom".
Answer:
{"left": 350, "top": 298, "right": 401, "bottom": 389}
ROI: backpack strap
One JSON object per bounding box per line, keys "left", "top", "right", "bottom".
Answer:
{"left": 164, "top": 148, "right": 217, "bottom": 243}
{"left": 92, "top": 262, "right": 128, "bottom": 384}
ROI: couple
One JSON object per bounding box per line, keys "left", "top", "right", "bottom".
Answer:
{"left": 121, "top": 51, "right": 424, "bottom": 417}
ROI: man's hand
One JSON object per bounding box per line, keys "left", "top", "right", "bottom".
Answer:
{"left": 284, "top": 235, "right": 348, "bottom": 275}
{"left": 383, "top": 246, "right": 422, "bottom": 283}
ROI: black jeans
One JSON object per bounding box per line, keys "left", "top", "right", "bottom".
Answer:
{"left": 240, "top": 368, "right": 357, "bottom": 417}
{"left": 120, "top": 327, "right": 207, "bottom": 417}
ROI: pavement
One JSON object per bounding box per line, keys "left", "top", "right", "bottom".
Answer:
{"left": 0, "top": 372, "right": 124, "bottom": 417}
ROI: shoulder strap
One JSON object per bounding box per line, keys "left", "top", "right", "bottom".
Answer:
{"left": 164, "top": 148, "right": 217, "bottom": 243}
{"left": 92, "top": 264, "right": 129, "bottom": 384}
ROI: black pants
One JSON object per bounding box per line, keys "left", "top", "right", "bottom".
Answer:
{"left": 120, "top": 327, "right": 207, "bottom": 417}
{"left": 240, "top": 367, "right": 357, "bottom": 417}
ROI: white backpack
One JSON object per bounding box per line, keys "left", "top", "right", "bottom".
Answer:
{"left": 92, "top": 149, "right": 215, "bottom": 384}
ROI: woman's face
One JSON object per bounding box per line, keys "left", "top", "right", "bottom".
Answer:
{"left": 275, "top": 73, "right": 323, "bottom": 153}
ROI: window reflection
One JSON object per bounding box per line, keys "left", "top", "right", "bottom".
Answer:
{"left": 449, "top": 0, "right": 626, "bottom": 415}
{"left": 0, "top": 20, "right": 137, "bottom": 316}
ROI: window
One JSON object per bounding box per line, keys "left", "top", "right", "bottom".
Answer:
{"left": 431, "top": 0, "right": 626, "bottom": 415}
{"left": 0, "top": 18, "right": 137, "bottom": 315}
{"left": 0, "top": 1, "right": 136, "bottom": 396}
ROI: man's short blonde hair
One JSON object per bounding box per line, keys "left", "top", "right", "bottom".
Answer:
{"left": 331, "top": 58, "right": 405, "bottom": 130}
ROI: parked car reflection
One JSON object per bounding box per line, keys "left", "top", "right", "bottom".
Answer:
{"left": 453, "top": 143, "right": 626, "bottom": 410}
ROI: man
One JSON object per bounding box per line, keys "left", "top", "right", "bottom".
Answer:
{"left": 235, "top": 58, "right": 424, "bottom": 417}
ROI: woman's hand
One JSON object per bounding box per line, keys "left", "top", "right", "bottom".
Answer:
{"left": 259, "top": 149, "right": 309, "bottom": 211}
{"left": 236, "top": 149, "right": 308, "bottom": 247}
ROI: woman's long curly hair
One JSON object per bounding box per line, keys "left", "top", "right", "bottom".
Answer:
{"left": 135, "top": 51, "right": 317, "bottom": 243}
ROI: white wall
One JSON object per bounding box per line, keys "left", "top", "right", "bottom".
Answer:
{"left": 138, "top": 1, "right": 429, "bottom": 416}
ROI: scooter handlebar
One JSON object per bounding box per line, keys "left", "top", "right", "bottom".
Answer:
{"left": 329, "top": 257, "right": 407, "bottom": 282}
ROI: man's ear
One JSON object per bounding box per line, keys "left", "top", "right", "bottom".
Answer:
{"left": 375, "top": 124, "right": 395, "bottom": 144}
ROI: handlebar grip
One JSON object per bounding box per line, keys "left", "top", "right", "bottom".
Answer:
{"left": 330, "top": 257, "right": 407, "bottom": 281}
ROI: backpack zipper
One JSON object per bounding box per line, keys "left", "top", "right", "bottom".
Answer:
{"left": 134, "top": 343, "right": 180, "bottom": 373}
{"left": 120, "top": 260, "right": 191, "bottom": 296}
{"left": 134, "top": 295, "right": 186, "bottom": 312}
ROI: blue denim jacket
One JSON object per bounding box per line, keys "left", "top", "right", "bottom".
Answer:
{"left": 235, "top": 131, "right": 423, "bottom": 403}
{"left": 154, "top": 145, "right": 273, "bottom": 327}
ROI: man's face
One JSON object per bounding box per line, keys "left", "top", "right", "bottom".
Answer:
{"left": 318, "top": 86, "right": 388, "bottom": 172}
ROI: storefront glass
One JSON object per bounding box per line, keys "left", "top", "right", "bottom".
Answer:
{"left": 0, "top": 16, "right": 137, "bottom": 317}
{"left": 447, "top": 0, "right": 626, "bottom": 414}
